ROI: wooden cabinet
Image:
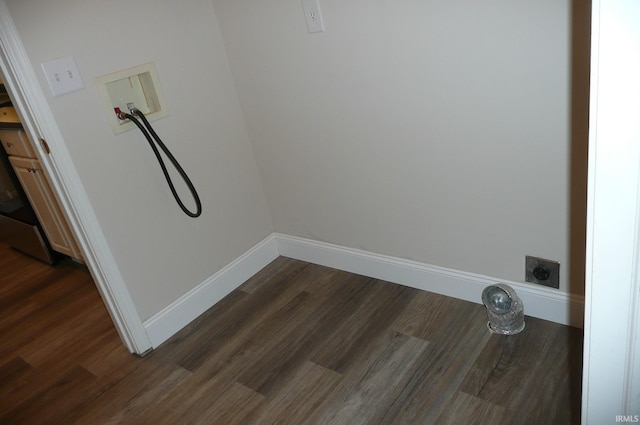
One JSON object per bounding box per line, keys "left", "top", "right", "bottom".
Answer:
{"left": 0, "top": 80, "right": 20, "bottom": 124}
{"left": 0, "top": 106, "right": 20, "bottom": 123}
{"left": 0, "top": 79, "right": 83, "bottom": 262}
{"left": 0, "top": 129, "right": 37, "bottom": 157}
{"left": 8, "top": 156, "right": 83, "bottom": 260}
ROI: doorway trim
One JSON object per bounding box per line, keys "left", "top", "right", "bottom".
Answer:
{"left": 583, "top": 0, "right": 640, "bottom": 421}
{"left": 0, "top": 1, "right": 152, "bottom": 355}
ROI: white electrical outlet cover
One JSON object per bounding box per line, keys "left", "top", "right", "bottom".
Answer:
{"left": 301, "top": 0, "right": 325, "bottom": 33}
{"left": 41, "top": 56, "right": 85, "bottom": 97}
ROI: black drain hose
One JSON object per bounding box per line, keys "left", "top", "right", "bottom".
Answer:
{"left": 118, "top": 109, "right": 202, "bottom": 218}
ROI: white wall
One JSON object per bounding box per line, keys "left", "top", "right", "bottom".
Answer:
{"left": 5, "top": 0, "right": 588, "bottom": 325}
{"left": 5, "top": 0, "right": 273, "bottom": 320}
{"left": 213, "top": 0, "right": 589, "bottom": 296}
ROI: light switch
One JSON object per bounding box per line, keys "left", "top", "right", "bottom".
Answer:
{"left": 41, "top": 56, "right": 85, "bottom": 97}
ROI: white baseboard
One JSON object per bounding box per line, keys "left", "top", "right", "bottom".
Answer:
{"left": 143, "top": 234, "right": 279, "bottom": 348}
{"left": 144, "top": 232, "right": 584, "bottom": 348}
{"left": 274, "top": 233, "right": 584, "bottom": 328}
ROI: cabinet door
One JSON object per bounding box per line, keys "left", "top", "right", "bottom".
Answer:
{"left": 9, "top": 156, "right": 83, "bottom": 260}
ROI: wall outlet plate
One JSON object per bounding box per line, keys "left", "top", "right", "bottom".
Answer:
{"left": 525, "top": 255, "right": 560, "bottom": 289}
{"left": 301, "top": 0, "right": 325, "bottom": 33}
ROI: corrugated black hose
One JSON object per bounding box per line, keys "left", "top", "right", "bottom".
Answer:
{"left": 118, "top": 109, "right": 202, "bottom": 218}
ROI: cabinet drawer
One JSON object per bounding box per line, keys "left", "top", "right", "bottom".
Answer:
{"left": 0, "top": 106, "right": 20, "bottom": 123}
{"left": 0, "top": 128, "right": 36, "bottom": 158}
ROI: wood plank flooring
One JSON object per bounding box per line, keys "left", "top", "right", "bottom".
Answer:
{"left": 0, "top": 245, "right": 583, "bottom": 424}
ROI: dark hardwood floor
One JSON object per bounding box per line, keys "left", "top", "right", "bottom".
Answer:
{"left": 0, "top": 244, "right": 583, "bottom": 424}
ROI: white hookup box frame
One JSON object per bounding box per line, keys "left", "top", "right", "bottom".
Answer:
{"left": 96, "top": 62, "right": 168, "bottom": 134}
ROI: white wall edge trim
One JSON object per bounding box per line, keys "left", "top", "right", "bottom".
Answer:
{"left": 274, "top": 233, "right": 584, "bottom": 328}
{"left": 143, "top": 231, "right": 583, "bottom": 351}
{"left": 582, "top": 0, "right": 640, "bottom": 420}
{"left": 144, "top": 234, "right": 279, "bottom": 348}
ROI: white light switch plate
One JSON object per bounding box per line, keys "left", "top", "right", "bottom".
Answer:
{"left": 41, "top": 56, "right": 85, "bottom": 97}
